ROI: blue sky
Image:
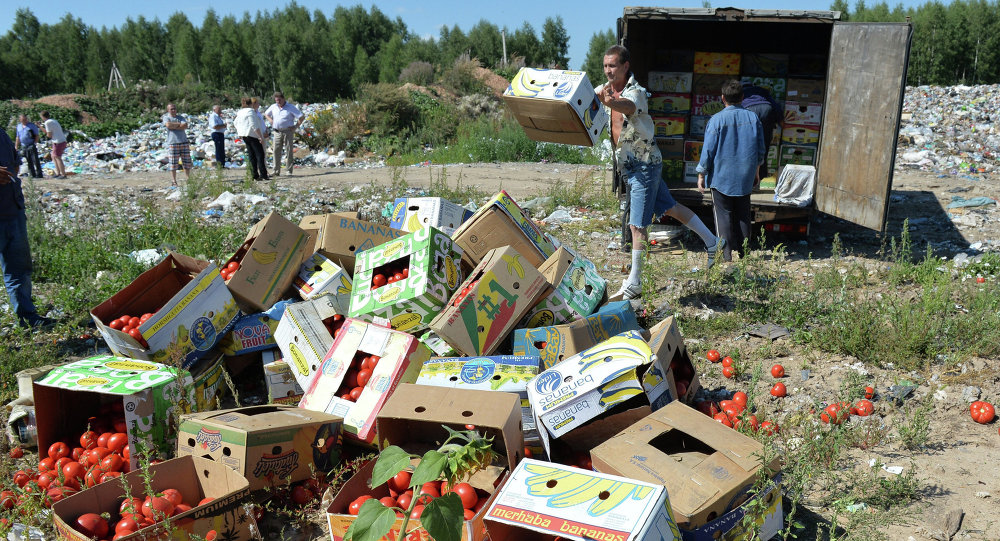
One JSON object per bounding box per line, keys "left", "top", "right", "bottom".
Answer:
{"left": 2, "top": 1, "right": 913, "bottom": 69}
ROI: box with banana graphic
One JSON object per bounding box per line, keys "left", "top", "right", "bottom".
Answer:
{"left": 513, "top": 300, "right": 641, "bottom": 370}
{"left": 293, "top": 252, "right": 353, "bottom": 311}
{"left": 484, "top": 458, "right": 680, "bottom": 541}
{"left": 503, "top": 67, "right": 609, "bottom": 147}
{"left": 526, "top": 330, "right": 676, "bottom": 457}
{"left": 428, "top": 245, "right": 552, "bottom": 357}
{"left": 224, "top": 212, "right": 308, "bottom": 313}
{"left": 348, "top": 226, "right": 464, "bottom": 334}
{"left": 519, "top": 247, "right": 607, "bottom": 329}
{"left": 389, "top": 196, "right": 473, "bottom": 236}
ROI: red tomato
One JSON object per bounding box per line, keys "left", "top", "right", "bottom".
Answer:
{"left": 97, "top": 432, "right": 113, "bottom": 449}
{"left": 821, "top": 403, "right": 848, "bottom": 425}
{"left": 721, "top": 356, "right": 734, "bottom": 368}
{"left": 109, "top": 319, "right": 125, "bottom": 330}
{"left": 13, "top": 470, "right": 32, "bottom": 488}
{"left": 379, "top": 496, "right": 397, "bottom": 508}
{"left": 356, "top": 369, "right": 372, "bottom": 387}
{"left": 198, "top": 497, "right": 215, "bottom": 506}
{"left": 419, "top": 482, "right": 441, "bottom": 499}
{"left": 128, "top": 327, "right": 144, "bottom": 343}
{"left": 771, "top": 364, "right": 785, "bottom": 378}
{"left": 713, "top": 413, "right": 733, "bottom": 427}
{"left": 88, "top": 447, "right": 112, "bottom": 466}
{"left": 722, "top": 366, "right": 736, "bottom": 379}
{"left": 160, "top": 488, "right": 184, "bottom": 507}
{"left": 388, "top": 470, "right": 412, "bottom": 493}
{"left": 372, "top": 274, "right": 387, "bottom": 288}
{"left": 127, "top": 317, "right": 140, "bottom": 329}
{"left": 0, "top": 490, "right": 14, "bottom": 510}
{"left": 84, "top": 468, "right": 102, "bottom": 488}
{"left": 100, "top": 471, "right": 122, "bottom": 483}
{"left": 450, "top": 483, "right": 478, "bottom": 509}
{"left": 39, "top": 457, "right": 56, "bottom": 472}
{"left": 226, "top": 261, "right": 240, "bottom": 273}
{"left": 731, "top": 391, "right": 748, "bottom": 408}
{"left": 759, "top": 421, "right": 780, "bottom": 435}
{"left": 854, "top": 399, "right": 875, "bottom": 417}
{"left": 121, "top": 497, "right": 144, "bottom": 515}
{"left": 36, "top": 472, "right": 56, "bottom": 489}
{"left": 770, "top": 383, "right": 787, "bottom": 397}
{"left": 115, "top": 516, "right": 140, "bottom": 537}
{"left": 348, "top": 495, "right": 373, "bottom": 515}
{"left": 9, "top": 447, "right": 23, "bottom": 459}
{"left": 63, "top": 461, "right": 86, "bottom": 482}
{"left": 172, "top": 503, "right": 192, "bottom": 516}
{"left": 107, "top": 433, "right": 128, "bottom": 454}
{"left": 349, "top": 387, "right": 364, "bottom": 401}
{"left": 99, "top": 453, "right": 123, "bottom": 473}
{"left": 118, "top": 315, "right": 132, "bottom": 326}
{"left": 864, "top": 386, "right": 875, "bottom": 399}
{"left": 139, "top": 313, "right": 154, "bottom": 324}
{"left": 410, "top": 505, "right": 425, "bottom": 519}
{"left": 76, "top": 513, "right": 109, "bottom": 539}
{"left": 143, "top": 495, "right": 175, "bottom": 521}
{"left": 290, "top": 484, "right": 314, "bottom": 505}
{"left": 71, "top": 447, "right": 85, "bottom": 461}
{"left": 971, "top": 401, "right": 996, "bottom": 424}
{"left": 48, "top": 441, "right": 70, "bottom": 461}
{"left": 392, "top": 273, "right": 404, "bottom": 282}
{"left": 344, "top": 370, "right": 359, "bottom": 388}
{"left": 47, "top": 486, "right": 76, "bottom": 504}
{"left": 706, "top": 349, "right": 721, "bottom": 363}
{"left": 401, "top": 268, "right": 409, "bottom": 278}
{"left": 396, "top": 491, "right": 413, "bottom": 510}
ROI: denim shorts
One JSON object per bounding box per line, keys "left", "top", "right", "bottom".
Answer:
{"left": 626, "top": 161, "right": 676, "bottom": 228}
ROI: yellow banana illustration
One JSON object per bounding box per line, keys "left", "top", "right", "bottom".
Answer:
{"left": 502, "top": 253, "right": 525, "bottom": 279}
{"left": 252, "top": 250, "right": 278, "bottom": 265}
{"left": 523, "top": 463, "right": 653, "bottom": 515}
{"left": 405, "top": 212, "right": 422, "bottom": 232}
{"left": 336, "top": 275, "right": 352, "bottom": 295}
{"left": 510, "top": 68, "right": 546, "bottom": 97}
{"left": 598, "top": 386, "right": 641, "bottom": 408}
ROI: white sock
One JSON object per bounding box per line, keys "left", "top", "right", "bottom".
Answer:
{"left": 685, "top": 215, "right": 717, "bottom": 247}
{"left": 627, "top": 249, "right": 643, "bottom": 285}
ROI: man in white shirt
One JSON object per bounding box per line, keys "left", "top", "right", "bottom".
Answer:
{"left": 235, "top": 97, "right": 269, "bottom": 181}
{"left": 39, "top": 111, "right": 67, "bottom": 179}
{"left": 263, "top": 92, "right": 304, "bottom": 176}
{"left": 209, "top": 105, "right": 226, "bottom": 169}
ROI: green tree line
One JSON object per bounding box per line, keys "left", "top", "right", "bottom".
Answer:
{"left": 0, "top": 4, "right": 572, "bottom": 101}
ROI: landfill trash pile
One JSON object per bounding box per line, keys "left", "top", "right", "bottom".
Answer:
{"left": 897, "top": 84, "right": 1000, "bottom": 177}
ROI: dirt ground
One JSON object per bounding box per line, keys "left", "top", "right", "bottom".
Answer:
{"left": 26, "top": 163, "right": 1000, "bottom": 540}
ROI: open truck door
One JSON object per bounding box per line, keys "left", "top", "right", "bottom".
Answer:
{"left": 815, "top": 22, "right": 912, "bottom": 232}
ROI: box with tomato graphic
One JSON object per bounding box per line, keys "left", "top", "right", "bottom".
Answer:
{"left": 429, "top": 246, "right": 552, "bottom": 357}
{"left": 33, "top": 355, "right": 196, "bottom": 470}
{"left": 450, "top": 190, "right": 558, "bottom": 271}
{"left": 484, "top": 458, "right": 680, "bottom": 541}
{"left": 51, "top": 455, "right": 256, "bottom": 541}
{"left": 518, "top": 247, "right": 606, "bottom": 329}
{"left": 176, "top": 405, "right": 343, "bottom": 492}
{"left": 274, "top": 294, "right": 348, "bottom": 391}
{"left": 298, "top": 318, "right": 432, "bottom": 444}
{"left": 389, "top": 196, "right": 474, "bottom": 235}
{"left": 325, "top": 384, "right": 522, "bottom": 541}
{"left": 223, "top": 211, "right": 309, "bottom": 313}
{"left": 293, "top": 252, "right": 353, "bottom": 309}
{"left": 591, "top": 401, "right": 783, "bottom": 541}
{"left": 348, "top": 226, "right": 464, "bottom": 334}
{"left": 512, "top": 300, "right": 640, "bottom": 370}
{"left": 90, "top": 252, "right": 240, "bottom": 370}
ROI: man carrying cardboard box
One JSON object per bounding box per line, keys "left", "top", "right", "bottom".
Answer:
{"left": 597, "top": 45, "right": 724, "bottom": 300}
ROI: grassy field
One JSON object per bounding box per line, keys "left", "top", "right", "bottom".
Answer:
{"left": 2, "top": 165, "right": 999, "bottom": 540}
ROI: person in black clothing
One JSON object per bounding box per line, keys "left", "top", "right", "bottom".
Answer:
{"left": 741, "top": 81, "right": 781, "bottom": 182}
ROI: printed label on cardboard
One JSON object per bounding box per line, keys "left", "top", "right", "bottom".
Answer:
{"left": 647, "top": 71, "right": 692, "bottom": 93}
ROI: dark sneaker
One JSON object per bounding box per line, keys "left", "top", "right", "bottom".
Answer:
{"left": 20, "top": 316, "right": 56, "bottom": 331}
{"left": 707, "top": 237, "right": 726, "bottom": 268}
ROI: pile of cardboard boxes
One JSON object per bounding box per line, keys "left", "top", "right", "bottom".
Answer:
{"left": 18, "top": 191, "right": 783, "bottom": 540}
{"left": 647, "top": 51, "right": 825, "bottom": 187}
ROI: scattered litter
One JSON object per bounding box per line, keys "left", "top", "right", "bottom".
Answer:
{"left": 542, "top": 208, "right": 575, "bottom": 224}
{"left": 961, "top": 386, "right": 981, "bottom": 403}
{"left": 946, "top": 195, "right": 996, "bottom": 209}
{"left": 868, "top": 458, "right": 904, "bottom": 475}
{"left": 206, "top": 191, "right": 268, "bottom": 211}
{"left": 975, "top": 491, "right": 991, "bottom": 498}
{"left": 127, "top": 249, "right": 162, "bottom": 266}
{"left": 748, "top": 323, "right": 790, "bottom": 340}
{"left": 844, "top": 502, "right": 867, "bottom": 513}
{"left": 887, "top": 384, "right": 916, "bottom": 404}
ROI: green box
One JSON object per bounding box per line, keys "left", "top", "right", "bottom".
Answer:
{"left": 663, "top": 160, "right": 685, "bottom": 182}
{"left": 34, "top": 355, "right": 196, "bottom": 468}
{"left": 520, "top": 247, "right": 606, "bottom": 328}
{"left": 779, "top": 144, "right": 817, "bottom": 167}
{"left": 349, "top": 226, "right": 463, "bottom": 333}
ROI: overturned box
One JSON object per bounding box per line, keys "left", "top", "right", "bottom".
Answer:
{"left": 348, "top": 226, "right": 464, "bottom": 333}
{"left": 91, "top": 252, "right": 240, "bottom": 369}
{"left": 177, "top": 405, "right": 342, "bottom": 492}
{"left": 526, "top": 330, "right": 676, "bottom": 456}
{"left": 299, "top": 213, "right": 407, "bottom": 275}
{"left": 451, "top": 190, "right": 558, "bottom": 270}
{"left": 485, "top": 458, "right": 681, "bottom": 541}
{"left": 513, "top": 300, "right": 640, "bottom": 369}
{"left": 591, "top": 401, "right": 783, "bottom": 541}
{"left": 223, "top": 211, "right": 308, "bottom": 313}
{"left": 34, "top": 355, "right": 195, "bottom": 469}
{"left": 262, "top": 349, "right": 305, "bottom": 405}
{"left": 503, "top": 67, "right": 609, "bottom": 147}
{"left": 389, "top": 196, "right": 473, "bottom": 235}
{"left": 217, "top": 300, "right": 292, "bottom": 356}
{"left": 293, "top": 252, "right": 353, "bottom": 309}
{"left": 51, "top": 455, "right": 255, "bottom": 541}
{"left": 274, "top": 295, "right": 346, "bottom": 391}
{"left": 299, "top": 318, "right": 431, "bottom": 444}
{"left": 430, "top": 246, "right": 551, "bottom": 356}
{"left": 519, "top": 247, "right": 606, "bottom": 328}
{"left": 646, "top": 317, "right": 700, "bottom": 404}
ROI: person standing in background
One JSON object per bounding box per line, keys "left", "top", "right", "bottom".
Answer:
{"left": 39, "top": 111, "right": 67, "bottom": 179}
{"left": 0, "top": 128, "right": 54, "bottom": 329}
{"left": 235, "top": 97, "right": 269, "bottom": 181}
{"left": 162, "top": 103, "right": 193, "bottom": 186}
{"left": 209, "top": 105, "right": 226, "bottom": 169}
{"left": 741, "top": 81, "right": 780, "bottom": 181}
{"left": 264, "top": 92, "right": 304, "bottom": 176}
{"left": 14, "top": 115, "right": 42, "bottom": 179}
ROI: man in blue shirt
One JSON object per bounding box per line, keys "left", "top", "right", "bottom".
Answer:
{"left": 696, "top": 79, "right": 766, "bottom": 263}
{"left": 14, "top": 115, "right": 43, "bottom": 179}
{"left": 0, "top": 128, "right": 53, "bottom": 329}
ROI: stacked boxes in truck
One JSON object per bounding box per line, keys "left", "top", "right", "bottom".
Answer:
{"left": 617, "top": 7, "right": 910, "bottom": 237}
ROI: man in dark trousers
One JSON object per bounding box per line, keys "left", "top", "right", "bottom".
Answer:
{"left": 0, "top": 128, "right": 53, "bottom": 329}
{"left": 741, "top": 80, "right": 781, "bottom": 181}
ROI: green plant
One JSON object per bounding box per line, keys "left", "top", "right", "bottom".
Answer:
{"left": 897, "top": 396, "right": 933, "bottom": 450}
{"left": 345, "top": 426, "right": 497, "bottom": 541}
